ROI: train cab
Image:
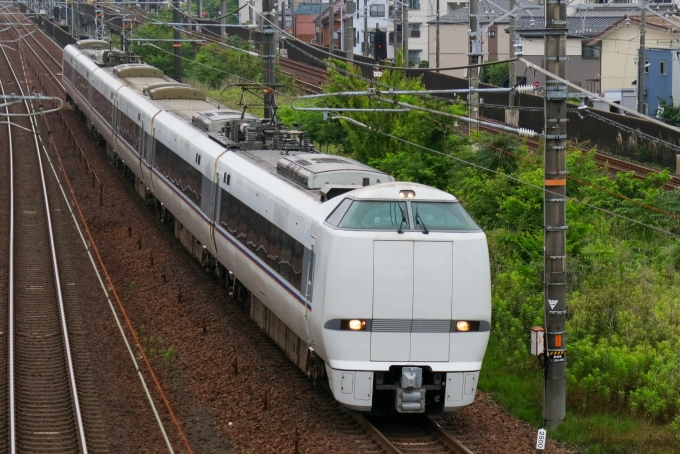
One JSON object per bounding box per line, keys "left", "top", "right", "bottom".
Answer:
{"left": 310, "top": 183, "right": 491, "bottom": 414}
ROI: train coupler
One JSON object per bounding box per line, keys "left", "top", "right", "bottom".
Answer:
{"left": 395, "top": 367, "right": 426, "bottom": 413}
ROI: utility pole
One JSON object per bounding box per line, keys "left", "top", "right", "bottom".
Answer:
{"left": 345, "top": 0, "right": 354, "bottom": 60}
{"left": 638, "top": 5, "right": 647, "bottom": 114}
{"left": 173, "top": 0, "right": 182, "bottom": 82}
{"left": 402, "top": 3, "right": 408, "bottom": 64}
{"left": 263, "top": 0, "right": 277, "bottom": 120}
{"left": 220, "top": 0, "right": 227, "bottom": 40}
{"left": 328, "top": 3, "right": 334, "bottom": 53}
{"left": 436, "top": 0, "right": 440, "bottom": 69}
{"left": 506, "top": 0, "right": 518, "bottom": 126}
{"left": 542, "top": 0, "right": 567, "bottom": 430}
{"left": 468, "top": 0, "right": 480, "bottom": 134}
{"left": 363, "top": 0, "right": 368, "bottom": 55}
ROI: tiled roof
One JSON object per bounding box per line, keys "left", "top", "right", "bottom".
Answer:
{"left": 517, "top": 14, "right": 626, "bottom": 38}
{"left": 294, "top": 2, "right": 329, "bottom": 16}
{"left": 429, "top": 0, "right": 530, "bottom": 24}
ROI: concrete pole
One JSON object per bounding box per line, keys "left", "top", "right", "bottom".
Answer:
{"left": 638, "top": 6, "right": 647, "bottom": 114}
{"left": 263, "top": 0, "right": 276, "bottom": 120}
{"left": 506, "top": 0, "right": 519, "bottom": 126}
{"left": 328, "top": 3, "right": 334, "bottom": 52}
{"left": 468, "top": 0, "right": 479, "bottom": 134}
{"left": 220, "top": 0, "right": 227, "bottom": 41}
{"left": 436, "top": 0, "right": 440, "bottom": 69}
{"left": 402, "top": 3, "right": 408, "bottom": 64}
{"left": 363, "top": 0, "right": 368, "bottom": 55}
{"left": 173, "top": 1, "right": 182, "bottom": 82}
{"left": 543, "top": 0, "right": 567, "bottom": 430}
{"left": 345, "top": 0, "right": 354, "bottom": 60}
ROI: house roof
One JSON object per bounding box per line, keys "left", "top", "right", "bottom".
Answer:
{"left": 293, "top": 2, "right": 329, "bottom": 16}
{"left": 429, "top": 0, "right": 528, "bottom": 25}
{"left": 517, "top": 13, "right": 627, "bottom": 38}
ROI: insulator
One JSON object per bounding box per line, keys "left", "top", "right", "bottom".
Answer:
{"left": 517, "top": 128, "right": 537, "bottom": 138}
{"left": 515, "top": 85, "right": 535, "bottom": 93}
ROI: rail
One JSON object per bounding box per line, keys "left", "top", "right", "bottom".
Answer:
{"left": 352, "top": 414, "right": 473, "bottom": 454}
{"left": 0, "top": 22, "right": 88, "bottom": 454}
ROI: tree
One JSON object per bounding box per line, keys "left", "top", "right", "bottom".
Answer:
{"left": 657, "top": 97, "right": 680, "bottom": 125}
{"left": 481, "top": 62, "right": 509, "bottom": 87}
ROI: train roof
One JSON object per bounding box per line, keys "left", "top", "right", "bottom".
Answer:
{"left": 68, "top": 43, "right": 393, "bottom": 201}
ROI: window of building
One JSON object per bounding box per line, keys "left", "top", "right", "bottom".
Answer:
{"left": 408, "top": 23, "right": 420, "bottom": 38}
{"left": 581, "top": 44, "right": 601, "bottom": 59}
{"left": 410, "top": 0, "right": 420, "bottom": 10}
{"left": 645, "top": 60, "right": 649, "bottom": 73}
{"left": 408, "top": 49, "right": 421, "bottom": 66}
{"left": 369, "top": 4, "right": 385, "bottom": 17}
{"left": 661, "top": 60, "right": 667, "bottom": 75}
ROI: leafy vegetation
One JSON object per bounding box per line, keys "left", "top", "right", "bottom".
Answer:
{"left": 481, "top": 61, "right": 509, "bottom": 87}
{"left": 657, "top": 97, "right": 680, "bottom": 126}
{"left": 279, "top": 55, "right": 680, "bottom": 452}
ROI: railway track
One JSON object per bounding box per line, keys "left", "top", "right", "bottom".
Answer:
{"left": 0, "top": 10, "right": 110, "bottom": 453}
{"left": 353, "top": 415, "right": 473, "bottom": 454}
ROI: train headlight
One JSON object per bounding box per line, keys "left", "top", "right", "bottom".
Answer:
{"left": 348, "top": 319, "right": 366, "bottom": 331}
{"left": 456, "top": 321, "right": 471, "bottom": 332}
{"left": 340, "top": 319, "right": 367, "bottom": 330}
{"left": 399, "top": 190, "right": 416, "bottom": 198}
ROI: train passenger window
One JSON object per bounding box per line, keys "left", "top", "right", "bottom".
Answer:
{"left": 337, "top": 201, "right": 409, "bottom": 231}
{"left": 411, "top": 202, "right": 480, "bottom": 231}
{"left": 325, "top": 198, "right": 353, "bottom": 227}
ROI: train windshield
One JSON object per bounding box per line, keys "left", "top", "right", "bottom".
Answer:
{"left": 411, "top": 202, "right": 479, "bottom": 231}
{"left": 337, "top": 201, "right": 410, "bottom": 230}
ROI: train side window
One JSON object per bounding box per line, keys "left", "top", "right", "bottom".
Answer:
{"left": 325, "top": 198, "right": 353, "bottom": 227}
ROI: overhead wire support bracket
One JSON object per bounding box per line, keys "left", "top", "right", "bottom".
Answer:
{"left": 0, "top": 94, "right": 63, "bottom": 116}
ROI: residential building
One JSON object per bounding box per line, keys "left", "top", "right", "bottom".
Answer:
{"left": 315, "top": 3, "right": 342, "bottom": 47}
{"left": 426, "top": 0, "right": 516, "bottom": 77}
{"left": 293, "top": 2, "right": 329, "bottom": 42}
{"left": 515, "top": 10, "right": 629, "bottom": 92}
{"left": 641, "top": 48, "right": 680, "bottom": 116}
{"left": 586, "top": 14, "right": 679, "bottom": 92}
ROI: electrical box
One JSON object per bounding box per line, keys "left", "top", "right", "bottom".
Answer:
{"left": 530, "top": 326, "right": 545, "bottom": 356}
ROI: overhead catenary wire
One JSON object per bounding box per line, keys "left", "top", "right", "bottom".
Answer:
{"left": 331, "top": 115, "right": 680, "bottom": 238}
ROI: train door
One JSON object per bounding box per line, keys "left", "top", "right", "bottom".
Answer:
{"left": 302, "top": 244, "right": 316, "bottom": 342}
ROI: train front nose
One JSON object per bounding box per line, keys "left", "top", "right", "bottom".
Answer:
{"left": 370, "top": 240, "right": 453, "bottom": 363}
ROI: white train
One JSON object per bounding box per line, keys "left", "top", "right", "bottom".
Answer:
{"left": 62, "top": 39, "right": 491, "bottom": 414}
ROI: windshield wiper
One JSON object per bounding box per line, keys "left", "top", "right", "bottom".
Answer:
{"left": 397, "top": 204, "right": 407, "bottom": 234}
{"left": 415, "top": 211, "right": 429, "bottom": 234}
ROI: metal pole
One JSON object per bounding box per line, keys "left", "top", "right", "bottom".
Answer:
{"left": 506, "top": 0, "right": 518, "bottom": 126}
{"left": 638, "top": 6, "right": 646, "bottom": 114}
{"left": 263, "top": 0, "right": 276, "bottom": 120}
{"left": 173, "top": 0, "right": 182, "bottom": 82}
{"left": 543, "top": 0, "right": 567, "bottom": 430}
{"left": 402, "top": 3, "right": 408, "bottom": 64}
{"left": 436, "top": 0, "right": 440, "bottom": 70}
{"left": 468, "top": 0, "right": 480, "bottom": 134}
{"left": 345, "top": 0, "right": 354, "bottom": 60}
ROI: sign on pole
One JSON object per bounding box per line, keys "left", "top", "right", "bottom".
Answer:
{"left": 536, "top": 428, "right": 547, "bottom": 453}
